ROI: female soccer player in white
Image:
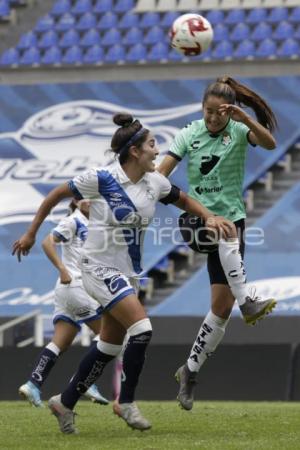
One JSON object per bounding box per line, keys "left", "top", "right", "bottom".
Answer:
{"left": 14, "top": 113, "right": 244, "bottom": 434}
{"left": 19, "top": 200, "right": 108, "bottom": 407}
{"left": 158, "top": 76, "right": 278, "bottom": 411}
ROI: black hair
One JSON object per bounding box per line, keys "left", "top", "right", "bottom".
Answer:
{"left": 111, "top": 113, "right": 149, "bottom": 164}
{"left": 203, "top": 76, "right": 278, "bottom": 132}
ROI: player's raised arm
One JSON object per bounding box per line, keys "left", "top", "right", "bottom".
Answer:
{"left": 157, "top": 154, "right": 179, "bottom": 177}
{"left": 12, "top": 183, "right": 73, "bottom": 262}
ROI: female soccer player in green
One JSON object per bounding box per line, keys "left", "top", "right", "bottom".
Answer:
{"left": 158, "top": 76, "right": 278, "bottom": 411}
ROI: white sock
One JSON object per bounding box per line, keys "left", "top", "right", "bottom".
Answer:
{"left": 46, "top": 342, "right": 61, "bottom": 356}
{"left": 218, "top": 238, "right": 249, "bottom": 306}
{"left": 187, "top": 310, "right": 229, "bottom": 373}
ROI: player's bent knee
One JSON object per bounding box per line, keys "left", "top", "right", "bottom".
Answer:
{"left": 127, "top": 318, "right": 152, "bottom": 336}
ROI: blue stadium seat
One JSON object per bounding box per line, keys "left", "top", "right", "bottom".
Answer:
{"left": 35, "top": 14, "right": 55, "bottom": 33}
{"left": 266, "top": 7, "right": 288, "bottom": 24}
{"left": 294, "top": 24, "right": 300, "bottom": 39}
{"left": 19, "top": 47, "right": 40, "bottom": 65}
{"left": 224, "top": 9, "right": 246, "bottom": 25}
{"left": 38, "top": 30, "right": 58, "bottom": 49}
{"left": 51, "top": 0, "right": 71, "bottom": 17}
{"left": 97, "top": 12, "right": 117, "bottom": 30}
{"left": 59, "top": 29, "right": 80, "bottom": 48}
{"left": 150, "top": 256, "right": 173, "bottom": 281}
{"left": 93, "top": 0, "right": 112, "bottom": 14}
{"left": 230, "top": 23, "right": 250, "bottom": 42}
{"left": 233, "top": 40, "right": 255, "bottom": 59}
{"left": 0, "top": 47, "right": 19, "bottom": 65}
{"left": 147, "top": 43, "right": 168, "bottom": 61}
{"left": 0, "top": 0, "right": 10, "bottom": 18}
{"left": 251, "top": 22, "right": 272, "bottom": 42}
{"left": 83, "top": 44, "right": 104, "bottom": 63}
{"left": 76, "top": 12, "right": 97, "bottom": 31}
{"left": 278, "top": 38, "right": 300, "bottom": 58}
{"left": 71, "top": 0, "right": 92, "bottom": 16}
{"left": 168, "top": 47, "right": 183, "bottom": 61}
{"left": 205, "top": 10, "right": 224, "bottom": 26}
{"left": 55, "top": 13, "right": 76, "bottom": 31}
{"left": 80, "top": 29, "right": 101, "bottom": 47}
{"left": 144, "top": 25, "right": 165, "bottom": 44}
{"left": 104, "top": 44, "right": 125, "bottom": 63}
{"left": 101, "top": 28, "right": 121, "bottom": 47}
{"left": 246, "top": 8, "right": 267, "bottom": 24}
{"left": 161, "top": 11, "right": 180, "bottom": 28}
{"left": 289, "top": 7, "right": 300, "bottom": 24}
{"left": 212, "top": 23, "right": 229, "bottom": 42}
{"left": 255, "top": 38, "right": 276, "bottom": 58}
{"left": 118, "top": 12, "right": 138, "bottom": 29}
{"left": 17, "top": 31, "right": 37, "bottom": 50}
{"left": 62, "top": 45, "right": 83, "bottom": 64}
{"left": 114, "top": 0, "right": 134, "bottom": 12}
{"left": 126, "top": 43, "right": 147, "bottom": 62}
{"left": 9, "top": 0, "right": 27, "bottom": 5}
{"left": 212, "top": 41, "right": 233, "bottom": 59}
{"left": 273, "top": 21, "right": 294, "bottom": 41}
{"left": 123, "top": 27, "right": 143, "bottom": 45}
{"left": 140, "top": 12, "right": 160, "bottom": 29}
{"left": 41, "top": 46, "right": 62, "bottom": 64}
{"left": 199, "top": 47, "right": 212, "bottom": 60}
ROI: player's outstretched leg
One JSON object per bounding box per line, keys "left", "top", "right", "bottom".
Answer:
{"left": 48, "top": 394, "right": 78, "bottom": 434}
{"left": 19, "top": 381, "right": 43, "bottom": 407}
{"left": 218, "top": 239, "right": 277, "bottom": 324}
{"left": 175, "top": 311, "right": 228, "bottom": 410}
{"left": 83, "top": 384, "right": 109, "bottom": 405}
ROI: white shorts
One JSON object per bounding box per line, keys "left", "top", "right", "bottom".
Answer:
{"left": 82, "top": 268, "right": 138, "bottom": 313}
{"left": 53, "top": 278, "right": 102, "bottom": 330}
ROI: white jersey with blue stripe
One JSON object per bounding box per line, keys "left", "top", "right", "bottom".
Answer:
{"left": 68, "top": 161, "right": 172, "bottom": 277}
{"left": 52, "top": 209, "right": 88, "bottom": 279}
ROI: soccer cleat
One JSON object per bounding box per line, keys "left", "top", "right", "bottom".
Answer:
{"left": 48, "top": 394, "right": 78, "bottom": 434}
{"left": 240, "top": 291, "right": 276, "bottom": 325}
{"left": 18, "top": 381, "right": 44, "bottom": 407}
{"left": 113, "top": 401, "right": 151, "bottom": 431}
{"left": 84, "top": 384, "right": 109, "bottom": 405}
{"left": 175, "top": 364, "right": 197, "bottom": 411}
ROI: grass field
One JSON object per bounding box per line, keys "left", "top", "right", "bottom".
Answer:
{"left": 1, "top": 401, "right": 300, "bottom": 450}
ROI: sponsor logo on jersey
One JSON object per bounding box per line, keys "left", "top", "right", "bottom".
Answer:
{"left": 195, "top": 185, "right": 223, "bottom": 195}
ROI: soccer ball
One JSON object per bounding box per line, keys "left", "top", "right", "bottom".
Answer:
{"left": 170, "top": 13, "right": 213, "bottom": 57}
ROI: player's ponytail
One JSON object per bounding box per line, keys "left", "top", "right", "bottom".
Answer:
{"left": 111, "top": 113, "right": 149, "bottom": 164}
{"left": 203, "top": 76, "right": 277, "bottom": 132}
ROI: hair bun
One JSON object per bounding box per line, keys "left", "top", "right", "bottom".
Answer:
{"left": 113, "top": 113, "right": 134, "bottom": 127}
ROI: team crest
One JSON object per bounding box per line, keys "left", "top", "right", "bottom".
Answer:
{"left": 221, "top": 132, "right": 232, "bottom": 146}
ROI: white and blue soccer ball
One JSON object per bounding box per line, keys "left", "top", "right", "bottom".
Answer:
{"left": 170, "top": 13, "right": 213, "bottom": 57}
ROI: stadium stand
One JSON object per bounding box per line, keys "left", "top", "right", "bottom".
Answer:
{"left": 0, "top": 1, "right": 300, "bottom": 66}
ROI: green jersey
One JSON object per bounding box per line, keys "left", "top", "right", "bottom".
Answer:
{"left": 169, "top": 118, "right": 251, "bottom": 222}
